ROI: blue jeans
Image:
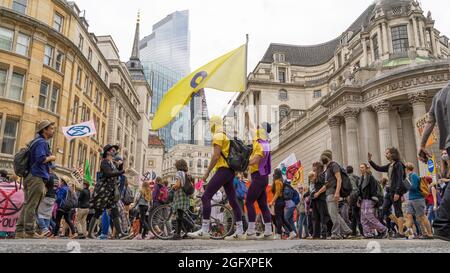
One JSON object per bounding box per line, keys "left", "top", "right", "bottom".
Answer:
{"left": 284, "top": 206, "right": 296, "bottom": 235}
{"left": 37, "top": 218, "right": 50, "bottom": 233}
{"left": 297, "top": 212, "right": 308, "bottom": 238}
{"left": 101, "top": 209, "right": 110, "bottom": 236}
{"left": 427, "top": 205, "right": 436, "bottom": 224}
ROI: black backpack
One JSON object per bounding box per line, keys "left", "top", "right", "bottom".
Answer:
{"left": 183, "top": 173, "right": 195, "bottom": 196}
{"left": 13, "top": 138, "right": 41, "bottom": 178}
{"left": 221, "top": 134, "right": 253, "bottom": 172}
{"left": 338, "top": 166, "right": 353, "bottom": 198}
{"left": 122, "top": 187, "right": 134, "bottom": 205}
{"left": 61, "top": 187, "right": 78, "bottom": 211}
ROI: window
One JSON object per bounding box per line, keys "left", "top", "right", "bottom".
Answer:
{"left": 130, "top": 140, "right": 134, "bottom": 155}
{"left": 1, "top": 118, "right": 19, "bottom": 154}
{"left": 118, "top": 106, "right": 123, "bottom": 119}
{"left": 391, "top": 25, "right": 409, "bottom": 53}
{"left": 103, "top": 98, "right": 108, "bottom": 113}
{"left": 101, "top": 123, "right": 106, "bottom": 145}
{"left": 278, "top": 67, "right": 286, "bottom": 83}
{"left": 85, "top": 107, "right": 90, "bottom": 122}
{"left": 44, "top": 45, "right": 54, "bottom": 66}
{"left": 0, "top": 69, "right": 7, "bottom": 97}
{"left": 0, "top": 27, "right": 14, "bottom": 51}
{"left": 50, "top": 86, "right": 59, "bottom": 112}
{"left": 279, "top": 105, "right": 290, "bottom": 120}
{"left": 88, "top": 81, "right": 93, "bottom": 97}
{"left": 372, "top": 35, "right": 379, "bottom": 60}
{"left": 313, "top": 90, "right": 322, "bottom": 99}
{"left": 72, "top": 96, "right": 79, "bottom": 124}
{"left": 77, "top": 144, "right": 84, "bottom": 167}
{"left": 274, "top": 53, "right": 285, "bottom": 63}
{"left": 97, "top": 62, "right": 102, "bottom": 75}
{"left": 279, "top": 89, "right": 288, "bottom": 101}
{"left": 76, "top": 67, "right": 82, "bottom": 86}
{"left": 124, "top": 134, "right": 128, "bottom": 148}
{"left": 80, "top": 103, "right": 86, "bottom": 121}
{"left": 68, "top": 140, "right": 75, "bottom": 168}
{"left": 189, "top": 161, "right": 193, "bottom": 169}
{"left": 39, "top": 81, "right": 49, "bottom": 109}
{"left": 204, "top": 160, "right": 208, "bottom": 168}
{"left": 197, "top": 159, "right": 202, "bottom": 168}
{"left": 104, "top": 72, "right": 109, "bottom": 84}
{"left": 117, "top": 127, "right": 121, "bottom": 142}
{"left": 95, "top": 88, "right": 100, "bottom": 106}
{"left": 12, "top": 0, "right": 27, "bottom": 14}
{"left": 55, "top": 51, "right": 64, "bottom": 72}
{"left": 53, "top": 12, "right": 64, "bottom": 33}
{"left": 84, "top": 76, "right": 89, "bottom": 93}
{"left": 88, "top": 48, "right": 92, "bottom": 62}
{"left": 99, "top": 93, "right": 103, "bottom": 109}
{"left": 9, "top": 73, "right": 24, "bottom": 101}
{"left": 78, "top": 34, "right": 84, "bottom": 51}
{"left": 90, "top": 151, "right": 95, "bottom": 174}
{"left": 15, "top": 33, "right": 30, "bottom": 56}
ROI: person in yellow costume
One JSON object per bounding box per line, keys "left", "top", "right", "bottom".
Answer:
{"left": 187, "top": 116, "right": 244, "bottom": 240}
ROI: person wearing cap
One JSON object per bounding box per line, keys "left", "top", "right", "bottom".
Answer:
{"left": 244, "top": 122, "right": 274, "bottom": 241}
{"left": 16, "top": 120, "right": 56, "bottom": 239}
{"left": 87, "top": 144, "right": 130, "bottom": 240}
{"left": 187, "top": 116, "right": 244, "bottom": 240}
{"left": 322, "top": 150, "right": 352, "bottom": 240}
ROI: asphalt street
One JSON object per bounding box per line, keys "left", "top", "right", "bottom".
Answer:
{"left": 0, "top": 238, "right": 448, "bottom": 253}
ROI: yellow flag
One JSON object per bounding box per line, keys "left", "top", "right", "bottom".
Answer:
{"left": 152, "top": 44, "right": 247, "bottom": 130}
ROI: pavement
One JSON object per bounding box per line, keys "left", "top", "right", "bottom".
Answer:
{"left": 0, "top": 238, "right": 449, "bottom": 253}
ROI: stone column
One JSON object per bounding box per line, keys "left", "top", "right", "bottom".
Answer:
{"left": 430, "top": 29, "right": 438, "bottom": 57}
{"left": 374, "top": 101, "right": 392, "bottom": 165}
{"left": 343, "top": 108, "right": 360, "bottom": 169}
{"left": 418, "top": 20, "right": 425, "bottom": 48}
{"left": 328, "top": 116, "right": 343, "bottom": 166}
{"left": 362, "top": 38, "right": 368, "bottom": 67}
{"left": 360, "top": 107, "right": 381, "bottom": 170}
{"left": 409, "top": 92, "right": 428, "bottom": 175}
{"left": 382, "top": 22, "right": 389, "bottom": 55}
{"left": 412, "top": 17, "right": 420, "bottom": 49}
{"left": 398, "top": 106, "right": 419, "bottom": 172}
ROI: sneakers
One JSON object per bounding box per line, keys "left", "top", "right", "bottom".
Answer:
{"left": 256, "top": 234, "right": 274, "bottom": 241}
{"left": 244, "top": 233, "right": 258, "bottom": 240}
{"left": 288, "top": 232, "right": 297, "bottom": 240}
{"left": 273, "top": 234, "right": 282, "bottom": 240}
{"left": 376, "top": 230, "right": 389, "bottom": 239}
{"left": 187, "top": 230, "right": 211, "bottom": 240}
{"left": 133, "top": 234, "right": 143, "bottom": 240}
{"left": 225, "top": 233, "right": 245, "bottom": 241}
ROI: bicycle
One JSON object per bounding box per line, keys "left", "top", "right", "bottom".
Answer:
{"left": 149, "top": 200, "right": 235, "bottom": 240}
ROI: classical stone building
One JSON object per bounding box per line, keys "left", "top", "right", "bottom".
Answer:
{"left": 97, "top": 35, "right": 141, "bottom": 182}
{"left": 162, "top": 143, "right": 211, "bottom": 184}
{"left": 146, "top": 134, "right": 164, "bottom": 178}
{"left": 0, "top": 0, "right": 113, "bottom": 176}
{"left": 231, "top": 0, "right": 449, "bottom": 177}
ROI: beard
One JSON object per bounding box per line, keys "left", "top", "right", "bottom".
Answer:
{"left": 321, "top": 157, "right": 330, "bottom": 165}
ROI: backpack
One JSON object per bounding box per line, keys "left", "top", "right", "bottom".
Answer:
{"left": 13, "top": 138, "right": 41, "bottom": 178}
{"left": 235, "top": 180, "right": 248, "bottom": 200}
{"left": 402, "top": 176, "right": 412, "bottom": 192}
{"left": 221, "top": 134, "right": 253, "bottom": 172}
{"left": 374, "top": 181, "right": 385, "bottom": 208}
{"left": 61, "top": 187, "right": 78, "bottom": 211}
{"left": 183, "top": 173, "right": 195, "bottom": 196}
{"left": 122, "top": 187, "right": 134, "bottom": 205}
{"left": 158, "top": 185, "right": 169, "bottom": 203}
{"left": 292, "top": 188, "right": 301, "bottom": 206}
{"left": 419, "top": 177, "right": 431, "bottom": 198}
{"left": 283, "top": 181, "right": 295, "bottom": 200}
{"left": 337, "top": 165, "right": 352, "bottom": 198}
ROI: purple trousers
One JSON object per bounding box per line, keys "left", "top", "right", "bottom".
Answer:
{"left": 246, "top": 172, "right": 272, "bottom": 224}
{"left": 202, "top": 168, "right": 242, "bottom": 221}
{"left": 361, "top": 199, "right": 387, "bottom": 237}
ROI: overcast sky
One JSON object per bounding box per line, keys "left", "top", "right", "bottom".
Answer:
{"left": 75, "top": 0, "right": 450, "bottom": 117}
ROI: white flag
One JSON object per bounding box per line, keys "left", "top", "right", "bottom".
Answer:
{"left": 277, "top": 153, "right": 297, "bottom": 169}
{"left": 62, "top": 120, "right": 97, "bottom": 140}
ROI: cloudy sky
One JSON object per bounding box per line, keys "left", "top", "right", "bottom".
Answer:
{"left": 75, "top": 0, "right": 450, "bottom": 116}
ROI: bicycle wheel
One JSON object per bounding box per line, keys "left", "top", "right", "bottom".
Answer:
{"left": 209, "top": 204, "right": 235, "bottom": 240}
{"left": 149, "top": 204, "right": 176, "bottom": 240}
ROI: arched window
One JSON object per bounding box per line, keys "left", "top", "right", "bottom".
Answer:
{"left": 279, "top": 89, "right": 288, "bottom": 101}
{"left": 279, "top": 105, "right": 290, "bottom": 121}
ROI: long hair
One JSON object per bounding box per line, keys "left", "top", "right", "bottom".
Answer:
{"left": 272, "top": 168, "right": 283, "bottom": 194}
{"left": 175, "top": 159, "right": 188, "bottom": 172}
{"left": 140, "top": 181, "right": 152, "bottom": 202}
{"left": 441, "top": 158, "right": 450, "bottom": 178}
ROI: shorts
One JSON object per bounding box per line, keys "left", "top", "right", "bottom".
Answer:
{"left": 407, "top": 199, "right": 426, "bottom": 217}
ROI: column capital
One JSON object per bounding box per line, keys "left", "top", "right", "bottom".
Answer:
{"left": 342, "top": 108, "right": 360, "bottom": 119}
{"left": 361, "top": 106, "right": 374, "bottom": 113}
{"left": 408, "top": 91, "right": 428, "bottom": 105}
{"left": 373, "top": 100, "right": 391, "bottom": 113}
{"left": 327, "top": 116, "right": 343, "bottom": 128}
{"left": 398, "top": 105, "right": 413, "bottom": 117}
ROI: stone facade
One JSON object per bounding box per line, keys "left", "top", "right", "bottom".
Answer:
{"left": 230, "top": 0, "right": 449, "bottom": 177}
{"left": 146, "top": 134, "right": 165, "bottom": 178}
{"left": 162, "top": 144, "right": 212, "bottom": 184}
{"left": 97, "top": 35, "right": 141, "bottom": 182}
{"left": 0, "top": 0, "right": 113, "bottom": 177}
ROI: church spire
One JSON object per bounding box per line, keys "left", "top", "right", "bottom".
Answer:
{"left": 131, "top": 10, "right": 140, "bottom": 60}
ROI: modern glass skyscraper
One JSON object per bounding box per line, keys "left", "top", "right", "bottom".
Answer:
{"left": 140, "top": 10, "right": 209, "bottom": 150}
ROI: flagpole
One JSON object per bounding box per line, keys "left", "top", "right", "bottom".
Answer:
{"left": 245, "top": 34, "right": 249, "bottom": 91}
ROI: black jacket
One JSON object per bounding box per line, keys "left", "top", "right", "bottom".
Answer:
{"left": 369, "top": 160, "right": 405, "bottom": 195}
{"left": 45, "top": 173, "right": 58, "bottom": 198}
{"left": 359, "top": 174, "right": 378, "bottom": 200}
{"left": 78, "top": 188, "right": 91, "bottom": 209}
